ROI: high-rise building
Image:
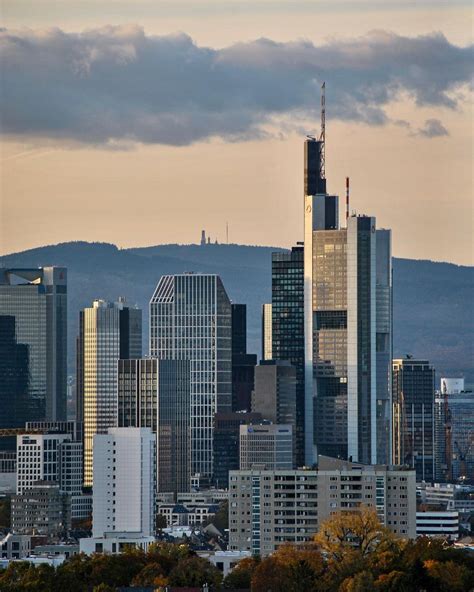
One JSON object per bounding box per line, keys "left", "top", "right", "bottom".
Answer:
{"left": 261, "top": 303, "right": 273, "bottom": 361}
{"left": 0, "top": 316, "right": 29, "bottom": 450}
{"left": 212, "top": 411, "right": 263, "bottom": 489}
{"left": 118, "top": 358, "right": 191, "bottom": 493}
{"left": 252, "top": 360, "right": 297, "bottom": 439}
{"left": 231, "top": 304, "right": 257, "bottom": 412}
{"left": 229, "top": 455, "right": 416, "bottom": 556}
{"left": 271, "top": 245, "right": 305, "bottom": 466}
{"left": 150, "top": 273, "right": 232, "bottom": 485}
{"left": 392, "top": 358, "right": 435, "bottom": 481}
{"left": 434, "top": 378, "right": 473, "bottom": 482}
{"left": 91, "top": 428, "right": 155, "bottom": 538}
{"left": 239, "top": 424, "right": 293, "bottom": 470}
{"left": 0, "top": 267, "right": 67, "bottom": 428}
{"left": 77, "top": 298, "right": 142, "bottom": 486}
{"left": 303, "top": 136, "right": 392, "bottom": 466}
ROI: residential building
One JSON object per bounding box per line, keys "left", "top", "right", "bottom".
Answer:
{"left": 229, "top": 455, "right": 416, "bottom": 556}
{"left": 213, "top": 411, "right": 262, "bottom": 489}
{"left": 252, "top": 360, "right": 297, "bottom": 438}
{"left": 416, "top": 510, "right": 459, "bottom": 540}
{"left": 150, "top": 273, "right": 232, "bottom": 486}
{"left": 0, "top": 268, "right": 67, "bottom": 441}
{"left": 261, "top": 303, "right": 272, "bottom": 361}
{"left": 239, "top": 424, "right": 293, "bottom": 470}
{"left": 271, "top": 245, "right": 305, "bottom": 467}
{"left": 0, "top": 533, "right": 32, "bottom": 559}
{"left": 156, "top": 502, "right": 220, "bottom": 527}
{"left": 118, "top": 358, "right": 191, "bottom": 493}
{"left": 91, "top": 428, "right": 155, "bottom": 539}
{"left": 77, "top": 298, "right": 142, "bottom": 486}
{"left": 434, "top": 377, "right": 473, "bottom": 482}
{"left": 11, "top": 481, "right": 71, "bottom": 536}
{"left": 392, "top": 358, "right": 435, "bottom": 481}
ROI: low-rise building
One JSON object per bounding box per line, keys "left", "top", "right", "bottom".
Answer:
{"left": 80, "top": 532, "right": 155, "bottom": 555}
{"left": 0, "top": 533, "right": 31, "bottom": 559}
{"left": 416, "top": 510, "right": 459, "bottom": 540}
{"left": 197, "top": 550, "right": 251, "bottom": 577}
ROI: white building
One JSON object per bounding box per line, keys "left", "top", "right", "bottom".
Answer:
{"left": 91, "top": 428, "right": 155, "bottom": 539}
{"left": 239, "top": 424, "right": 293, "bottom": 470}
{"left": 416, "top": 511, "right": 459, "bottom": 541}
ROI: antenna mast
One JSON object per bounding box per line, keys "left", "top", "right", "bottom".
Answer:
{"left": 320, "top": 82, "right": 326, "bottom": 180}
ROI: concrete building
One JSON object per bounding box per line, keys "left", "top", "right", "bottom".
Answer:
{"left": 271, "top": 245, "right": 305, "bottom": 466}
{"left": 213, "top": 412, "right": 262, "bottom": 489}
{"left": 261, "top": 303, "right": 273, "bottom": 361}
{"left": 118, "top": 358, "right": 191, "bottom": 493}
{"left": 0, "top": 268, "right": 67, "bottom": 447}
{"left": 91, "top": 428, "right": 155, "bottom": 539}
{"left": 229, "top": 455, "right": 416, "bottom": 556}
{"left": 156, "top": 501, "right": 220, "bottom": 527}
{"left": 0, "top": 452, "right": 16, "bottom": 493}
{"left": 11, "top": 481, "right": 71, "bottom": 536}
{"left": 392, "top": 358, "right": 435, "bottom": 482}
{"left": 150, "top": 273, "right": 232, "bottom": 486}
{"left": 252, "top": 360, "right": 297, "bottom": 439}
{"left": 77, "top": 298, "right": 142, "bottom": 486}
{"left": 0, "top": 533, "right": 32, "bottom": 559}
{"left": 303, "top": 137, "right": 392, "bottom": 467}
{"left": 416, "top": 510, "right": 459, "bottom": 540}
{"left": 240, "top": 424, "right": 293, "bottom": 470}
{"left": 80, "top": 532, "right": 156, "bottom": 555}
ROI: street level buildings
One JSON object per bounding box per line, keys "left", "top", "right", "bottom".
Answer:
{"left": 150, "top": 273, "right": 232, "bottom": 486}
{"left": 77, "top": 298, "right": 142, "bottom": 486}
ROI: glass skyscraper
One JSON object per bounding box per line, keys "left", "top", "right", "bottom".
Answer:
{"left": 0, "top": 267, "right": 67, "bottom": 430}
{"left": 77, "top": 298, "right": 142, "bottom": 486}
{"left": 150, "top": 273, "right": 232, "bottom": 486}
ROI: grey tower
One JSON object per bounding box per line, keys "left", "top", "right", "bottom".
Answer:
{"left": 150, "top": 273, "right": 232, "bottom": 486}
{"left": 0, "top": 267, "right": 67, "bottom": 425}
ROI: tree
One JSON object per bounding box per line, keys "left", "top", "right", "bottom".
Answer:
{"left": 155, "top": 513, "right": 167, "bottom": 531}
{"left": 131, "top": 563, "right": 168, "bottom": 587}
{"left": 251, "top": 556, "right": 292, "bottom": 592}
{"left": 424, "top": 559, "right": 474, "bottom": 592}
{"left": 168, "top": 556, "right": 222, "bottom": 588}
{"left": 340, "top": 570, "right": 376, "bottom": 592}
{"left": 222, "top": 556, "right": 259, "bottom": 589}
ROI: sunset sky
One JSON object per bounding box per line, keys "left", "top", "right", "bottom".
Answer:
{"left": 1, "top": 0, "right": 473, "bottom": 264}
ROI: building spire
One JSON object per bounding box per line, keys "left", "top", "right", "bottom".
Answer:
{"left": 319, "top": 82, "right": 326, "bottom": 181}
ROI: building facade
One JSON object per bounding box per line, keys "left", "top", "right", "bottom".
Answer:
{"left": 77, "top": 298, "right": 142, "bottom": 486}
{"left": 239, "top": 424, "right": 293, "bottom": 470}
{"left": 261, "top": 303, "right": 273, "bottom": 361}
{"left": 92, "top": 428, "right": 155, "bottom": 538}
{"left": 231, "top": 304, "right": 256, "bottom": 412}
{"left": 229, "top": 455, "right": 416, "bottom": 556}
{"left": 150, "top": 273, "right": 232, "bottom": 485}
{"left": 0, "top": 267, "right": 67, "bottom": 433}
{"left": 118, "top": 358, "right": 191, "bottom": 493}
{"left": 392, "top": 358, "right": 435, "bottom": 482}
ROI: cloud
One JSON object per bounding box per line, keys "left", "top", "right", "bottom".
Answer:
{"left": 1, "top": 26, "right": 472, "bottom": 146}
{"left": 417, "top": 118, "right": 449, "bottom": 137}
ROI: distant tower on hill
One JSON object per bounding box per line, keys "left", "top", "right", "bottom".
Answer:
{"left": 200, "top": 230, "right": 206, "bottom": 245}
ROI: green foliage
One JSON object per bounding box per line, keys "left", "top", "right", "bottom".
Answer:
{"left": 168, "top": 555, "right": 223, "bottom": 588}
{"left": 155, "top": 512, "right": 167, "bottom": 530}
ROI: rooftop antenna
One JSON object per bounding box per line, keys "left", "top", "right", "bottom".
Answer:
{"left": 346, "top": 177, "right": 350, "bottom": 224}
{"left": 226, "top": 222, "right": 229, "bottom": 244}
{"left": 320, "top": 82, "right": 326, "bottom": 180}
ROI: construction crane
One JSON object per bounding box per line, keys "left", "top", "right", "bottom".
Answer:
{"left": 454, "top": 437, "right": 474, "bottom": 482}
{"left": 0, "top": 427, "right": 65, "bottom": 438}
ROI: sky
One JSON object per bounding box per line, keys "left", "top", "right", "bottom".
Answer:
{"left": 1, "top": 0, "right": 473, "bottom": 264}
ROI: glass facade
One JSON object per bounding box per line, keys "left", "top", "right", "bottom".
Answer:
{"left": 0, "top": 267, "right": 67, "bottom": 434}
{"left": 261, "top": 303, "right": 272, "bottom": 360}
{"left": 271, "top": 246, "right": 305, "bottom": 467}
{"left": 150, "top": 273, "right": 232, "bottom": 485}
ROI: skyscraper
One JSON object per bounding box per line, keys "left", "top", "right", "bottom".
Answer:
{"left": 118, "top": 358, "right": 191, "bottom": 494}
{"left": 303, "top": 142, "right": 392, "bottom": 466}
{"left": 77, "top": 298, "right": 142, "bottom": 486}
{"left": 0, "top": 267, "right": 67, "bottom": 426}
{"left": 231, "top": 303, "right": 257, "bottom": 412}
{"left": 392, "top": 358, "right": 435, "bottom": 481}
{"left": 261, "top": 303, "right": 273, "bottom": 361}
{"left": 271, "top": 245, "right": 305, "bottom": 466}
{"left": 150, "top": 273, "right": 232, "bottom": 485}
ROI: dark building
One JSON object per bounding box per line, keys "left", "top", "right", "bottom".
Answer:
{"left": 213, "top": 412, "right": 262, "bottom": 488}
{"left": 304, "top": 137, "right": 326, "bottom": 196}
{"left": 0, "top": 316, "right": 30, "bottom": 450}
{"left": 231, "top": 304, "right": 257, "bottom": 412}
{"left": 271, "top": 245, "right": 305, "bottom": 466}
{"left": 393, "top": 358, "right": 435, "bottom": 481}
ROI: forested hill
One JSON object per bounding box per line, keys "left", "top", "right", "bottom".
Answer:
{"left": 1, "top": 241, "right": 472, "bottom": 384}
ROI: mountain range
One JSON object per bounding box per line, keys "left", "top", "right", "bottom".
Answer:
{"left": 1, "top": 241, "right": 472, "bottom": 386}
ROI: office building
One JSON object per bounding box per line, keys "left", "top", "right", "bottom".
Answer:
{"left": 11, "top": 481, "right": 71, "bottom": 536}
{"left": 416, "top": 510, "right": 459, "bottom": 541}
{"left": 261, "top": 303, "right": 272, "bottom": 360}
{"left": 303, "top": 132, "right": 392, "bottom": 466}
{"left": 252, "top": 360, "right": 297, "bottom": 437}
{"left": 229, "top": 455, "right": 416, "bottom": 556}
{"left": 231, "top": 304, "right": 257, "bottom": 412}
{"left": 77, "top": 298, "right": 142, "bottom": 486}
{"left": 392, "top": 358, "right": 435, "bottom": 481}
{"left": 0, "top": 268, "right": 67, "bottom": 432}
{"left": 150, "top": 273, "right": 232, "bottom": 485}
{"left": 118, "top": 358, "right": 191, "bottom": 493}
{"left": 0, "top": 452, "right": 16, "bottom": 493}
{"left": 0, "top": 316, "right": 29, "bottom": 450}
{"left": 91, "top": 428, "right": 155, "bottom": 539}
{"left": 212, "top": 412, "right": 263, "bottom": 489}
{"left": 271, "top": 245, "right": 305, "bottom": 466}
{"left": 434, "top": 378, "right": 473, "bottom": 482}
{"left": 239, "top": 424, "right": 293, "bottom": 470}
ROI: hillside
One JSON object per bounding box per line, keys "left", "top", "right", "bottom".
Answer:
{"left": 1, "top": 241, "right": 472, "bottom": 384}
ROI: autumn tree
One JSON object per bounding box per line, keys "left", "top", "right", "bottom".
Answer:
{"left": 222, "top": 556, "right": 259, "bottom": 589}
{"left": 168, "top": 555, "right": 222, "bottom": 588}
